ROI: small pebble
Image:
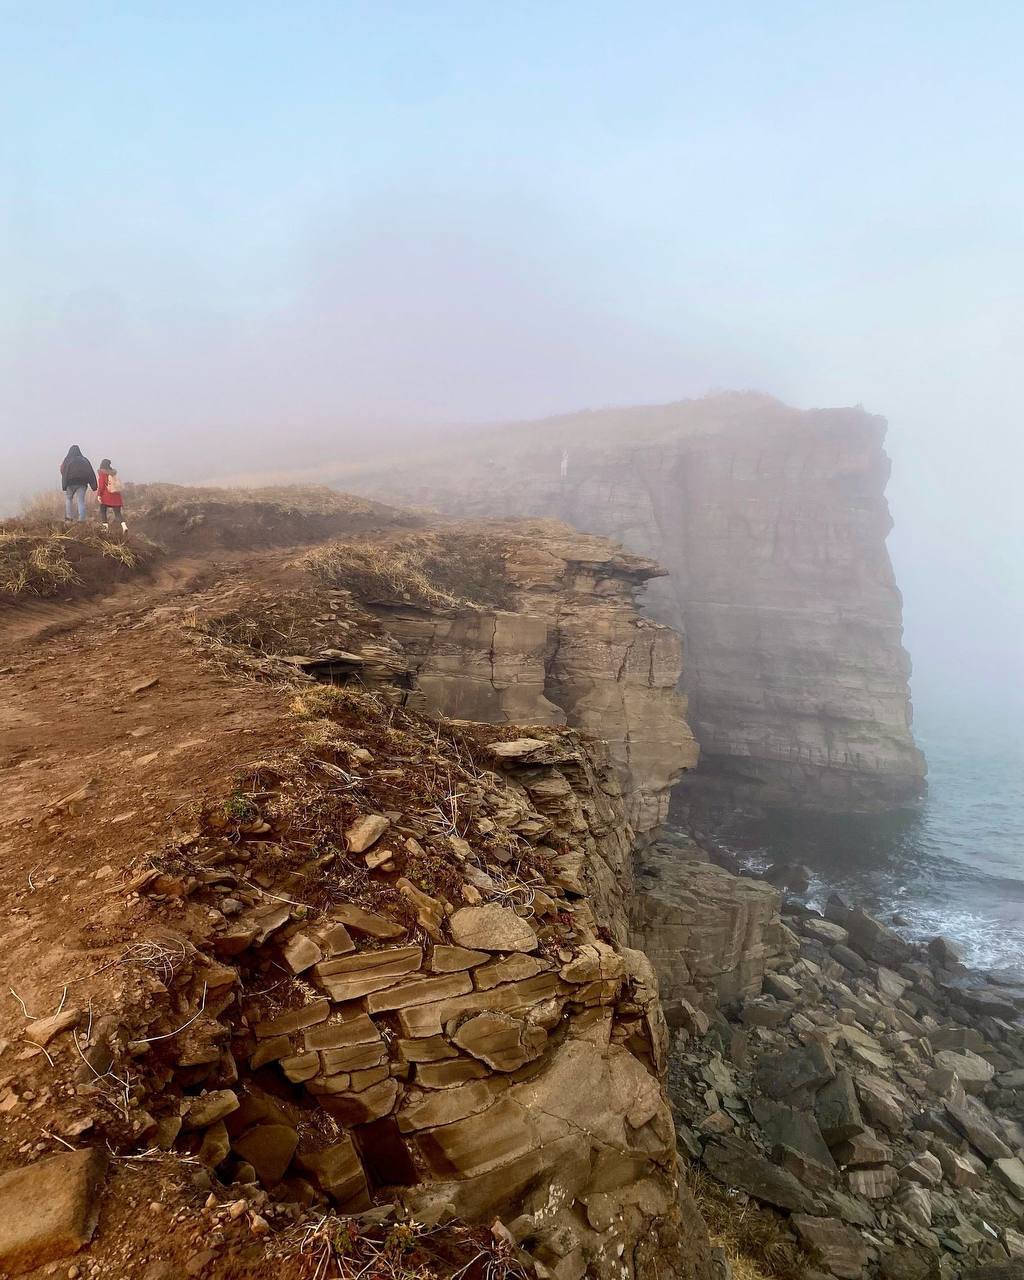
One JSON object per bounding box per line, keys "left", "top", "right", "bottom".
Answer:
{"left": 250, "top": 1214, "right": 270, "bottom": 1236}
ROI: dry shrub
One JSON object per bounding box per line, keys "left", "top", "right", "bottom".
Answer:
{"left": 0, "top": 524, "right": 158, "bottom": 598}
{"left": 299, "top": 530, "right": 514, "bottom": 610}
{"left": 688, "top": 1169, "right": 807, "bottom": 1280}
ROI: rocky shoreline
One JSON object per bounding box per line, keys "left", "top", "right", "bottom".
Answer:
{"left": 641, "top": 842, "right": 1024, "bottom": 1280}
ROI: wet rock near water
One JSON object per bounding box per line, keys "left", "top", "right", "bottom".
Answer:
{"left": 655, "top": 873, "right": 1024, "bottom": 1279}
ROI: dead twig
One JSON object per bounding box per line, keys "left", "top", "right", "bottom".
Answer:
{"left": 9, "top": 987, "right": 34, "bottom": 1019}
{"left": 135, "top": 982, "right": 207, "bottom": 1043}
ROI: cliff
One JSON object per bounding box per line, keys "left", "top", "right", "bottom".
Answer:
{"left": 343, "top": 393, "right": 926, "bottom": 812}
{"left": 0, "top": 507, "right": 712, "bottom": 1279}
{"left": 293, "top": 521, "right": 698, "bottom": 836}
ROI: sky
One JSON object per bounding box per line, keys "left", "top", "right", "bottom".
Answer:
{"left": 2, "top": 1, "right": 1022, "bottom": 713}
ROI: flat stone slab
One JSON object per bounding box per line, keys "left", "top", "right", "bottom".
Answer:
{"left": 791, "top": 1214, "right": 868, "bottom": 1279}
{"left": 0, "top": 1148, "right": 108, "bottom": 1275}
{"left": 449, "top": 904, "right": 538, "bottom": 954}
{"left": 702, "top": 1134, "right": 815, "bottom": 1213}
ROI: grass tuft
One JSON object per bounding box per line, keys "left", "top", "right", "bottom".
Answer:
{"left": 298, "top": 530, "right": 514, "bottom": 611}
{"left": 687, "top": 1168, "right": 808, "bottom": 1280}
{"left": 0, "top": 523, "right": 158, "bottom": 599}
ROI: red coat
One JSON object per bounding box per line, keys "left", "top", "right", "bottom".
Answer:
{"left": 97, "top": 469, "right": 123, "bottom": 508}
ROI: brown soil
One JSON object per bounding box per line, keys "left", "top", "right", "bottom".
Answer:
{"left": 0, "top": 546, "right": 305, "bottom": 1277}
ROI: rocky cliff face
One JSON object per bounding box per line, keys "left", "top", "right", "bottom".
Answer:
{"left": 363, "top": 521, "right": 698, "bottom": 835}
{"left": 345, "top": 394, "right": 925, "bottom": 812}
{"left": 134, "top": 557, "right": 714, "bottom": 1280}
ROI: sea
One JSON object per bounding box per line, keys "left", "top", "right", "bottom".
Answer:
{"left": 715, "top": 702, "right": 1024, "bottom": 970}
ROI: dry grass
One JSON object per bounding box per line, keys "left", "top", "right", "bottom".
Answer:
{"left": 687, "top": 1169, "right": 807, "bottom": 1280}
{"left": 19, "top": 491, "right": 66, "bottom": 522}
{"left": 0, "top": 524, "right": 158, "bottom": 598}
{"left": 298, "top": 530, "right": 514, "bottom": 611}
{"left": 126, "top": 482, "right": 397, "bottom": 518}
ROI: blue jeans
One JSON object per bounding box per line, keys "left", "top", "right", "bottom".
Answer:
{"left": 64, "top": 485, "right": 88, "bottom": 520}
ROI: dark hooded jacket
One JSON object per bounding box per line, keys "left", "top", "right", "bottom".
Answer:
{"left": 60, "top": 446, "right": 97, "bottom": 491}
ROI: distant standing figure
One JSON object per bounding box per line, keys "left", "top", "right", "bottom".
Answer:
{"left": 60, "top": 445, "right": 97, "bottom": 521}
{"left": 97, "top": 459, "right": 127, "bottom": 531}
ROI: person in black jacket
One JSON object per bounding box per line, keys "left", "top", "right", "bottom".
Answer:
{"left": 60, "top": 445, "right": 98, "bottom": 521}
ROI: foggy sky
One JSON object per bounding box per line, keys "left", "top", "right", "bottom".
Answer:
{"left": 2, "top": 2, "right": 1022, "bottom": 712}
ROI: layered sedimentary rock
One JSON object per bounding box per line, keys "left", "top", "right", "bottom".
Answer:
{"left": 370, "top": 521, "right": 698, "bottom": 834}
{"left": 344, "top": 393, "right": 926, "bottom": 811}
{"left": 632, "top": 845, "right": 796, "bottom": 1012}
{"left": 123, "top": 686, "right": 712, "bottom": 1278}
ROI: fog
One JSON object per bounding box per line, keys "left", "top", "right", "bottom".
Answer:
{"left": 2, "top": 2, "right": 1022, "bottom": 715}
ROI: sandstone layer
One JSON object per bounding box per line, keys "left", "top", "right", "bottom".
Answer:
{"left": 290, "top": 520, "right": 698, "bottom": 837}
{"left": 344, "top": 393, "right": 926, "bottom": 812}
{"left": 363, "top": 521, "right": 698, "bottom": 835}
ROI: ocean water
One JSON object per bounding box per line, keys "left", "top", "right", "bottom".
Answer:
{"left": 719, "top": 705, "right": 1024, "bottom": 969}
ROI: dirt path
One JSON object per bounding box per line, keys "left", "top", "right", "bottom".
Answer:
{"left": 0, "top": 549, "right": 309, "bottom": 1277}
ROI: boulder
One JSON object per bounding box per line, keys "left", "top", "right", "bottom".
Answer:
{"left": 702, "top": 1135, "right": 815, "bottom": 1212}
{"left": 993, "top": 1157, "right": 1024, "bottom": 1198}
{"left": 764, "top": 973, "right": 802, "bottom": 1002}
{"left": 319, "top": 1078, "right": 399, "bottom": 1126}
{"left": 398, "top": 1080, "right": 501, "bottom": 1132}
{"left": 282, "top": 932, "right": 323, "bottom": 974}
{"left": 881, "top": 1244, "right": 941, "bottom": 1280}
{"left": 415, "top": 1059, "right": 490, "bottom": 1087}
{"left": 832, "top": 1131, "right": 891, "bottom": 1168}
{"left": 900, "top": 1152, "right": 941, "bottom": 1186}
{"left": 933, "top": 1049, "right": 995, "bottom": 1093}
{"left": 944, "top": 1098, "right": 1013, "bottom": 1160}
{"left": 847, "top": 1165, "right": 897, "bottom": 1198}
{"left": 750, "top": 1098, "right": 835, "bottom": 1168}
{"left": 894, "top": 1182, "right": 931, "bottom": 1227}
{"left": 928, "top": 1026, "right": 987, "bottom": 1053}
{"left": 776, "top": 1146, "right": 836, "bottom": 1190}
{"left": 754, "top": 1042, "right": 834, "bottom": 1101}
{"left": 790, "top": 1215, "right": 868, "bottom": 1279}
{"left": 314, "top": 947, "right": 423, "bottom": 1002}
{"left": 232, "top": 1123, "right": 299, "bottom": 1185}
{"left": 815, "top": 1071, "right": 865, "bottom": 1145}
{"left": 843, "top": 908, "right": 910, "bottom": 967}
{"left": 474, "top": 954, "right": 550, "bottom": 990}
{"left": 0, "top": 1149, "right": 108, "bottom": 1276}
{"left": 197, "top": 1121, "right": 231, "bottom": 1167}
{"left": 855, "top": 1077, "right": 904, "bottom": 1134}
{"left": 304, "top": 1015, "right": 382, "bottom": 1051}
{"left": 802, "top": 918, "right": 850, "bottom": 947}
{"left": 876, "top": 967, "right": 908, "bottom": 1001}
{"left": 927, "top": 935, "right": 963, "bottom": 967}
{"left": 928, "top": 1139, "right": 981, "bottom": 1188}
{"left": 832, "top": 945, "right": 869, "bottom": 975}
{"left": 183, "top": 1089, "right": 239, "bottom": 1129}
{"left": 449, "top": 905, "right": 538, "bottom": 954}
{"left": 298, "top": 1137, "right": 370, "bottom": 1209}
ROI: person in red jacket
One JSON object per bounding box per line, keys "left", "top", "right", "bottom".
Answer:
{"left": 97, "top": 459, "right": 127, "bottom": 531}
